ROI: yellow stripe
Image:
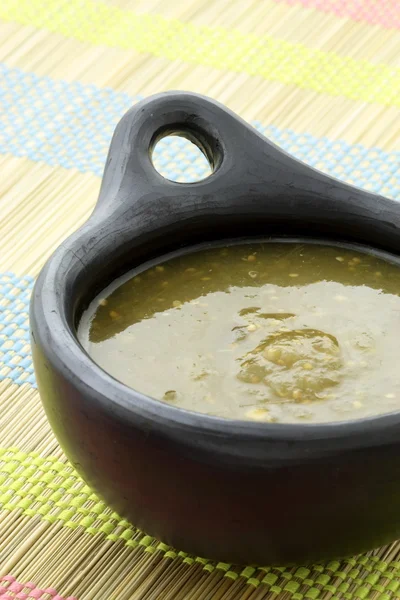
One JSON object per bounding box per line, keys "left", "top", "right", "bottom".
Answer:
{"left": 1, "top": 0, "right": 400, "bottom": 108}
{"left": 0, "top": 24, "right": 398, "bottom": 147}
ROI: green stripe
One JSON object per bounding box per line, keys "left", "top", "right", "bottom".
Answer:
{"left": 1, "top": 0, "right": 400, "bottom": 107}
{"left": 1, "top": 446, "right": 400, "bottom": 597}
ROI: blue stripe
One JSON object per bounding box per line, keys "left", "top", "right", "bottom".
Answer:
{"left": 0, "top": 273, "right": 35, "bottom": 386}
{"left": 0, "top": 64, "right": 399, "bottom": 196}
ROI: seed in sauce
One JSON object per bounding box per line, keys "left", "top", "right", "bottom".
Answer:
{"left": 163, "top": 390, "right": 177, "bottom": 401}
{"left": 302, "top": 363, "right": 313, "bottom": 370}
{"left": 80, "top": 242, "right": 400, "bottom": 424}
{"left": 245, "top": 408, "right": 273, "bottom": 421}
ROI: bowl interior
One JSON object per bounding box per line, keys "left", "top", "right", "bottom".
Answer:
{"left": 74, "top": 235, "right": 400, "bottom": 427}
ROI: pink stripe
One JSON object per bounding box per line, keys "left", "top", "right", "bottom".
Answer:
{"left": 0, "top": 577, "right": 77, "bottom": 600}
{"left": 273, "top": 0, "right": 400, "bottom": 30}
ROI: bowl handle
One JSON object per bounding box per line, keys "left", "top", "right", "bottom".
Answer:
{"left": 91, "top": 91, "right": 400, "bottom": 252}
{"left": 94, "top": 91, "right": 257, "bottom": 212}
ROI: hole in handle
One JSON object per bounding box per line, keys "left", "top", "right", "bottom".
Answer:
{"left": 150, "top": 124, "right": 223, "bottom": 183}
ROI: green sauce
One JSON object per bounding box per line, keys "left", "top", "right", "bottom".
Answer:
{"left": 79, "top": 242, "right": 400, "bottom": 423}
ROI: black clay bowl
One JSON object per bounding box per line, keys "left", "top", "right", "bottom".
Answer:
{"left": 30, "top": 92, "right": 400, "bottom": 565}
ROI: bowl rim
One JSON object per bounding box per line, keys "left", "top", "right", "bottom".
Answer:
{"left": 31, "top": 234, "right": 400, "bottom": 463}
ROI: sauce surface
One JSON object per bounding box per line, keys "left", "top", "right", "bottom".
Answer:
{"left": 79, "top": 243, "right": 400, "bottom": 423}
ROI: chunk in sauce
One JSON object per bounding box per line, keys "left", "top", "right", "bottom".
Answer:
{"left": 79, "top": 243, "right": 400, "bottom": 423}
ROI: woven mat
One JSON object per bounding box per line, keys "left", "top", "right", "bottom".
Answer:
{"left": 1, "top": 1, "right": 400, "bottom": 598}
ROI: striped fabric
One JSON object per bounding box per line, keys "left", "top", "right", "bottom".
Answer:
{"left": 0, "top": 0, "right": 399, "bottom": 598}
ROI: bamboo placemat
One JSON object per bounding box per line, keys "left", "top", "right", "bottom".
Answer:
{"left": 0, "top": 1, "right": 400, "bottom": 598}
